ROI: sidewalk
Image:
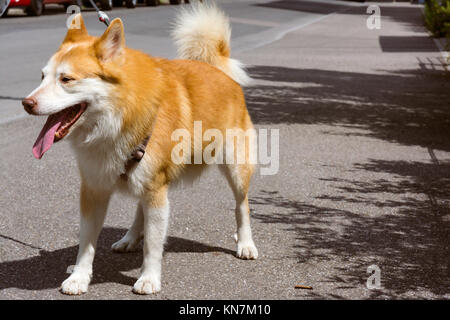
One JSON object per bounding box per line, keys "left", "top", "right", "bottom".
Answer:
{"left": 0, "top": 1, "right": 447, "bottom": 300}
{"left": 237, "top": 1, "right": 449, "bottom": 299}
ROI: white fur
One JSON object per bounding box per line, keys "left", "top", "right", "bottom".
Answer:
{"left": 27, "top": 2, "right": 258, "bottom": 297}
{"left": 219, "top": 164, "right": 258, "bottom": 260}
{"left": 171, "top": 2, "right": 231, "bottom": 62}
{"left": 228, "top": 58, "right": 252, "bottom": 87}
{"left": 133, "top": 201, "right": 169, "bottom": 294}
{"left": 171, "top": 2, "right": 251, "bottom": 86}
{"left": 112, "top": 203, "right": 144, "bottom": 252}
{"left": 110, "top": 197, "right": 170, "bottom": 295}
{"left": 27, "top": 52, "right": 129, "bottom": 189}
{"left": 235, "top": 199, "right": 258, "bottom": 259}
{"left": 69, "top": 102, "right": 126, "bottom": 189}
{"left": 61, "top": 190, "right": 109, "bottom": 295}
{"left": 29, "top": 47, "right": 99, "bottom": 116}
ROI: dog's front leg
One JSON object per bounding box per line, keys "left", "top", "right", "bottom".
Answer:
{"left": 61, "top": 183, "right": 111, "bottom": 295}
{"left": 111, "top": 203, "right": 144, "bottom": 252}
{"left": 133, "top": 187, "right": 169, "bottom": 295}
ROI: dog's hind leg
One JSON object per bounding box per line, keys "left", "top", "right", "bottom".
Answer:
{"left": 61, "top": 183, "right": 111, "bottom": 295}
{"left": 133, "top": 185, "right": 169, "bottom": 294}
{"left": 220, "top": 164, "right": 258, "bottom": 260}
{"left": 111, "top": 203, "right": 144, "bottom": 252}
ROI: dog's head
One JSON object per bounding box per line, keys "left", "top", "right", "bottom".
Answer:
{"left": 23, "top": 14, "right": 126, "bottom": 159}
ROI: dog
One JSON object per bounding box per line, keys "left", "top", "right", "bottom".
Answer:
{"left": 22, "top": 2, "right": 258, "bottom": 295}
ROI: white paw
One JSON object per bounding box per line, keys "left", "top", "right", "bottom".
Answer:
{"left": 133, "top": 275, "right": 161, "bottom": 295}
{"left": 111, "top": 234, "right": 141, "bottom": 252}
{"left": 237, "top": 241, "right": 259, "bottom": 260}
{"left": 61, "top": 273, "right": 90, "bottom": 295}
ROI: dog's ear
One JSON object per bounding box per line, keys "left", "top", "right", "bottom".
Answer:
{"left": 63, "top": 13, "right": 88, "bottom": 44}
{"left": 94, "top": 18, "right": 125, "bottom": 62}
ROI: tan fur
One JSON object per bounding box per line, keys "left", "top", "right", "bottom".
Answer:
{"left": 28, "top": 10, "right": 258, "bottom": 294}
{"left": 56, "top": 17, "right": 254, "bottom": 197}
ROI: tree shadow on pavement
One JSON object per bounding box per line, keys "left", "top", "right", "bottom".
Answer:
{"left": 379, "top": 36, "right": 440, "bottom": 53}
{"left": 0, "top": 227, "right": 234, "bottom": 291}
{"left": 250, "top": 180, "right": 449, "bottom": 298}
{"left": 255, "top": 2, "right": 427, "bottom": 33}
{"left": 245, "top": 65, "right": 450, "bottom": 152}
{"left": 245, "top": 63, "right": 449, "bottom": 298}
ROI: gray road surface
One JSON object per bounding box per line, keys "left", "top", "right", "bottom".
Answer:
{"left": 0, "top": 0, "right": 449, "bottom": 299}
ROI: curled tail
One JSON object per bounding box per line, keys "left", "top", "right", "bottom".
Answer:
{"left": 171, "top": 2, "right": 251, "bottom": 86}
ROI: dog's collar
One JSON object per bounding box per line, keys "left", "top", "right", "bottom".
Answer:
{"left": 120, "top": 135, "right": 151, "bottom": 181}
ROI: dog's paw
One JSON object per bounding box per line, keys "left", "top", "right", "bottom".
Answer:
{"left": 111, "top": 234, "right": 141, "bottom": 253}
{"left": 132, "top": 275, "right": 161, "bottom": 295}
{"left": 237, "top": 241, "right": 259, "bottom": 260}
{"left": 61, "top": 273, "right": 90, "bottom": 295}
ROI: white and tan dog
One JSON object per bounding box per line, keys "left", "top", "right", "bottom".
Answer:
{"left": 23, "top": 3, "right": 258, "bottom": 295}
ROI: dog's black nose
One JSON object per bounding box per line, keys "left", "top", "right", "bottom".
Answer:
{"left": 22, "top": 97, "right": 37, "bottom": 115}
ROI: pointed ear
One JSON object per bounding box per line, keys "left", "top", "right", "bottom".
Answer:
{"left": 63, "top": 13, "right": 88, "bottom": 44}
{"left": 95, "top": 18, "right": 125, "bottom": 62}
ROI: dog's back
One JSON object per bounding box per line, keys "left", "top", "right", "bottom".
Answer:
{"left": 143, "top": 3, "right": 255, "bottom": 183}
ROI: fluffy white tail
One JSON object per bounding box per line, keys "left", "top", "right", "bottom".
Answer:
{"left": 171, "top": 2, "right": 251, "bottom": 86}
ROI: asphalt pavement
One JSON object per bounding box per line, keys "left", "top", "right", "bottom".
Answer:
{"left": 0, "top": 0, "right": 449, "bottom": 299}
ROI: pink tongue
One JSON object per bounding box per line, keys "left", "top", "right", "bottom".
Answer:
{"left": 32, "top": 112, "right": 67, "bottom": 159}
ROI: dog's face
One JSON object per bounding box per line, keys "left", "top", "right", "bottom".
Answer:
{"left": 23, "top": 14, "right": 126, "bottom": 159}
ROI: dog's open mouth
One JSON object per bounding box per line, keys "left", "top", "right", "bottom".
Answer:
{"left": 53, "top": 103, "right": 87, "bottom": 142}
{"left": 32, "top": 102, "right": 87, "bottom": 159}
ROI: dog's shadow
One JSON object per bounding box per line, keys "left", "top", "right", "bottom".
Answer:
{"left": 0, "top": 227, "right": 235, "bottom": 291}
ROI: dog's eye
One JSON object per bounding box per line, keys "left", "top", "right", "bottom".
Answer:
{"left": 41, "top": 73, "right": 44, "bottom": 81}
{"left": 60, "top": 76, "right": 74, "bottom": 84}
